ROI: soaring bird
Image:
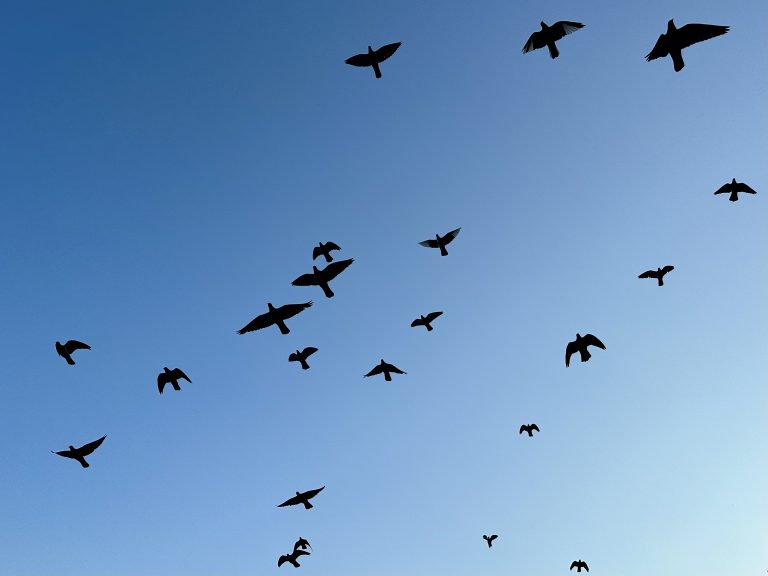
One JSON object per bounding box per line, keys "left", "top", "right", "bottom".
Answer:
{"left": 157, "top": 367, "right": 191, "bottom": 394}
{"left": 278, "top": 549, "right": 310, "bottom": 568}
{"left": 565, "top": 333, "right": 606, "bottom": 367}
{"left": 483, "top": 534, "right": 498, "bottom": 548}
{"left": 419, "top": 227, "right": 461, "bottom": 256}
{"left": 570, "top": 559, "right": 589, "bottom": 572}
{"left": 523, "top": 21, "right": 585, "bottom": 59}
{"left": 519, "top": 424, "right": 540, "bottom": 437}
{"left": 292, "top": 259, "right": 354, "bottom": 298}
{"left": 278, "top": 486, "right": 325, "bottom": 509}
{"left": 237, "top": 302, "right": 313, "bottom": 335}
{"left": 411, "top": 311, "right": 443, "bottom": 331}
{"left": 364, "top": 359, "right": 406, "bottom": 382}
{"left": 638, "top": 265, "right": 674, "bottom": 286}
{"left": 52, "top": 435, "right": 107, "bottom": 468}
{"left": 714, "top": 178, "right": 757, "bottom": 202}
{"left": 289, "top": 347, "right": 318, "bottom": 370}
{"left": 293, "top": 537, "right": 311, "bottom": 551}
{"left": 345, "top": 42, "right": 401, "bottom": 78}
{"left": 55, "top": 340, "right": 91, "bottom": 365}
{"left": 313, "top": 241, "right": 341, "bottom": 263}
{"left": 645, "top": 19, "right": 729, "bottom": 72}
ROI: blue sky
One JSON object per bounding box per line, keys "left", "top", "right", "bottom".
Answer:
{"left": 0, "top": 0, "right": 766, "bottom": 574}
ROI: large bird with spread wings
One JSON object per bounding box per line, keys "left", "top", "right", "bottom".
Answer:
{"left": 411, "top": 311, "right": 443, "bottom": 331}
{"left": 278, "top": 486, "right": 325, "bottom": 510}
{"left": 52, "top": 435, "right": 107, "bottom": 468}
{"left": 237, "top": 302, "right": 313, "bottom": 335}
{"left": 313, "top": 241, "right": 341, "bottom": 263}
{"left": 565, "top": 333, "right": 606, "bottom": 367}
{"left": 345, "top": 42, "right": 401, "bottom": 78}
{"left": 419, "top": 228, "right": 461, "bottom": 256}
{"left": 570, "top": 559, "right": 589, "bottom": 572}
{"left": 157, "top": 367, "right": 191, "bottom": 394}
{"left": 714, "top": 178, "right": 757, "bottom": 202}
{"left": 523, "top": 21, "right": 585, "bottom": 59}
{"left": 365, "top": 359, "right": 406, "bottom": 382}
{"left": 55, "top": 339, "right": 91, "bottom": 365}
{"left": 638, "top": 265, "right": 674, "bottom": 286}
{"left": 292, "top": 259, "right": 354, "bottom": 298}
{"left": 645, "top": 19, "right": 728, "bottom": 72}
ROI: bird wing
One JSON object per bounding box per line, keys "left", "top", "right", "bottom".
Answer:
{"left": 565, "top": 341, "right": 578, "bottom": 367}
{"left": 288, "top": 351, "right": 300, "bottom": 362}
{"left": 551, "top": 21, "right": 585, "bottom": 40}
{"left": 734, "top": 182, "right": 757, "bottom": 194}
{"left": 53, "top": 449, "right": 74, "bottom": 458}
{"left": 419, "top": 239, "right": 439, "bottom": 248}
{"left": 320, "top": 258, "right": 354, "bottom": 281}
{"left": 324, "top": 241, "right": 341, "bottom": 252}
{"left": 676, "top": 23, "right": 729, "bottom": 49}
{"left": 312, "top": 245, "right": 323, "bottom": 260}
{"left": 345, "top": 53, "right": 372, "bottom": 67}
{"left": 383, "top": 362, "right": 406, "bottom": 374}
{"left": 410, "top": 318, "right": 424, "bottom": 327}
{"left": 582, "top": 334, "right": 606, "bottom": 349}
{"left": 237, "top": 311, "right": 274, "bottom": 334}
{"left": 303, "top": 347, "right": 318, "bottom": 358}
{"left": 570, "top": 561, "right": 578, "bottom": 570}
{"left": 638, "top": 270, "right": 657, "bottom": 279}
{"left": 489, "top": 534, "right": 498, "bottom": 541}
{"left": 645, "top": 33, "right": 669, "bottom": 61}
{"left": 442, "top": 227, "right": 461, "bottom": 245}
{"left": 531, "top": 424, "right": 540, "bottom": 432}
{"left": 78, "top": 434, "right": 107, "bottom": 456}
{"left": 365, "top": 364, "right": 384, "bottom": 377}
{"left": 64, "top": 340, "right": 91, "bottom": 353}
{"left": 714, "top": 182, "right": 732, "bottom": 194}
{"left": 277, "top": 555, "right": 289, "bottom": 567}
{"left": 301, "top": 486, "right": 325, "bottom": 500}
{"left": 170, "top": 368, "right": 191, "bottom": 382}
{"left": 292, "top": 272, "right": 319, "bottom": 287}
{"left": 373, "top": 42, "right": 401, "bottom": 62}
{"left": 424, "top": 311, "right": 444, "bottom": 323}
{"left": 277, "top": 494, "right": 302, "bottom": 507}
{"left": 661, "top": 265, "right": 675, "bottom": 274}
{"left": 519, "top": 425, "right": 528, "bottom": 434}
{"left": 523, "top": 31, "right": 547, "bottom": 53}
{"left": 294, "top": 550, "right": 310, "bottom": 558}
{"left": 277, "top": 301, "right": 313, "bottom": 320}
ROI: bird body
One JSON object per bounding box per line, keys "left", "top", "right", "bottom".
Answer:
{"left": 364, "top": 359, "right": 406, "bottom": 381}
{"left": 645, "top": 19, "right": 729, "bottom": 72}
{"left": 523, "top": 21, "right": 585, "bottom": 59}
{"left": 411, "top": 311, "right": 443, "bottom": 331}
{"left": 292, "top": 259, "right": 354, "bottom": 298}
{"left": 483, "top": 534, "right": 498, "bottom": 548}
{"left": 157, "top": 367, "right": 191, "bottom": 394}
{"left": 419, "top": 228, "right": 461, "bottom": 256}
{"left": 565, "top": 333, "right": 606, "bottom": 367}
{"left": 313, "top": 241, "right": 341, "bottom": 263}
{"left": 237, "top": 301, "right": 313, "bottom": 335}
{"left": 519, "top": 423, "right": 540, "bottom": 437}
{"left": 714, "top": 178, "right": 756, "bottom": 202}
{"left": 289, "top": 347, "right": 318, "bottom": 370}
{"left": 345, "top": 42, "right": 401, "bottom": 78}
{"left": 277, "top": 486, "right": 325, "bottom": 509}
{"left": 570, "top": 559, "right": 589, "bottom": 572}
{"left": 52, "top": 434, "right": 107, "bottom": 468}
{"left": 55, "top": 340, "right": 91, "bottom": 365}
{"left": 638, "top": 265, "right": 674, "bottom": 286}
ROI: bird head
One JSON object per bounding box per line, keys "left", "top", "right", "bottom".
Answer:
{"left": 667, "top": 19, "right": 676, "bottom": 31}
{"left": 312, "top": 265, "right": 320, "bottom": 274}
{"left": 367, "top": 45, "right": 374, "bottom": 53}
{"left": 575, "top": 333, "right": 582, "bottom": 340}
{"left": 296, "top": 491, "right": 301, "bottom": 496}
{"left": 540, "top": 21, "right": 547, "bottom": 28}
{"left": 267, "top": 302, "right": 275, "bottom": 311}
{"left": 163, "top": 367, "right": 170, "bottom": 372}
{"left": 732, "top": 178, "right": 737, "bottom": 184}
{"left": 68, "top": 445, "right": 76, "bottom": 451}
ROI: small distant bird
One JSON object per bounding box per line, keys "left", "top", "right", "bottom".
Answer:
{"left": 157, "top": 367, "right": 191, "bottom": 394}
{"left": 278, "top": 549, "right": 310, "bottom": 568}
{"left": 645, "top": 19, "right": 729, "bottom": 72}
{"left": 419, "top": 227, "right": 461, "bottom": 256}
{"left": 364, "top": 359, "right": 406, "bottom": 382}
{"left": 345, "top": 42, "right": 401, "bottom": 78}
{"left": 411, "top": 311, "right": 443, "bottom": 331}
{"left": 313, "top": 241, "right": 341, "bottom": 263}
{"left": 519, "top": 424, "right": 540, "bottom": 437}
{"left": 523, "top": 21, "right": 585, "bottom": 59}
{"left": 294, "top": 537, "right": 311, "bottom": 551}
{"left": 237, "top": 302, "right": 313, "bottom": 335}
{"left": 638, "top": 265, "right": 674, "bottom": 286}
{"left": 55, "top": 340, "right": 91, "bottom": 365}
{"left": 278, "top": 486, "right": 325, "bottom": 509}
{"left": 565, "top": 333, "right": 606, "bottom": 367}
{"left": 570, "top": 559, "right": 589, "bottom": 572}
{"left": 52, "top": 434, "right": 107, "bottom": 468}
{"left": 289, "top": 347, "right": 318, "bottom": 370}
{"left": 714, "top": 178, "right": 757, "bottom": 202}
{"left": 292, "top": 259, "right": 354, "bottom": 298}
{"left": 483, "top": 534, "right": 498, "bottom": 548}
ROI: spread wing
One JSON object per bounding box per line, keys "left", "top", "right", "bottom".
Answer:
{"left": 64, "top": 340, "right": 91, "bottom": 353}
{"left": 320, "top": 258, "right": 354, "bottom": 281}
{"left": 734, "top": 182, "right": 756, "bottom": 194}
{"left": 519, "top": 425, "right": 528, "bottom": 434}
{"left": 277, "top": 494, "right": 303, "bottom": 507}
{"left": 292, "top": 272, "right": 319, "bottom": 287}
{"left": 489, "top": 534, "right": 498, "bottom": 542}
{"left": 551, "top": 21, "right": 585, "bottom": 40}
{"left": 382, "top": 362, "right": 406, "bottom": 374}
{"left": 237, "top": 310, "right": 274, "bottom": 334}
{"left": 530, "top": 424, "right": 540, "bottom": 432}
{"left": 294, "top": 550, "right": 310, "bottom": 558}
{"left": 365, "top": 364, "right": 384, "bottom": 377}
{"left": 53, "top": 448, "right": 74, "bottom": 458}
{"left": 303, "top": 347, "right": 318, "bottom": 358}
{"left": 714, "top": 182, "right": 732, "bottom": 194}
{"left": 570, "top": 561, "right": 579, "bottom": 570}
{"left": 582, "top": 334, "right": 606, "bottom": 349}
{"left": 312, "top": 245, "right": 323, "bottom": 260}
{"left": 565, "top": 340, "right": 578, "bottom": 367}
{"left": 373, "top": 42, "right": 401, "bottom": 62}
{"left": 277, "top": 301, "right": 313, "bottom": 321}
{"left": 523, "top": 31, "right": 547, "bottom": 53}
{"left": 645, "top": 33, "right": 669, "bottom": 61}
{"left": 677, "top": 23, "right": 729, "bottom": 50}
{"left": 301, "top": 486, "right": 325, "bottom": 500}
{"left": 442, "top": 227, "right": 461, "bottom": 245}
{"left": 78, "top": 434, "right": 107, "bottom": 456}
{"left": 157, "top": 372, "right": 168, "bottom": 393}
{"left": 419, "top": 239, "right": 439, "bottom": 248}
{"left": 277, "top": 555, "right": 290, "bottom": 567}
{"left": 638, "top": 270, "right": 657, "bottom": 279}
{"left": 345, "top": 53, "right": 372, "bottom": 67}
{"left": 288, "top": 351, "right": 300, "bottom": 362}
{"left": 410, "top": 318, "right": 424, "bottom": 327}
{"left": 424, "top": 311, "right": 443, "bottom": 323}
{"left": 660, "top": 265, "right": 675, "bottom": 275}
{"left": 324, "top": 241, "right": 341, "bottom": 251}
{"left": 170, "top": 368, "right": 191, "bottom": 382}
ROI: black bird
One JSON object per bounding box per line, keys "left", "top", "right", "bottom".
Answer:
{"left": 419, "top": 227, "right": 461, "bottom": 256}
{"left": 289, "top": 347, "right": 318, "bottom": 370}
{"left": 565, "top": 333, "right": 606, "bottom": 367}
{"left": 294, "top": 537, "right": 311, "bottom": 551}
{"left": 157, "top": 367, "right": 191, "bottom": 394}
{"left": 55, "top": 340, "right": 91, "bottom": 365}
{"left": 519, "top": 424, "right": 540, "bottom": 437}
{"left": 570, "top": 559, "right": 589, "bottom": 572}
{"left": 645, "top": 19, "right": 729, "bottom": 72}
{"left": 313, "top": 241, "right": 341, "bottom": 263}
{"left": 523, "top": 21, "right": 585, "bottom": 59}
{"left": 483, "top": 534, "right": 498, "bottom": 548}
{"left": 52, "top": 434, "right": 107, "bottom": 468}
{"left": 638, "top": 265, "right": 674, "bottom": 286}
{"left": 714, "top": 178, "right": 757, "bottom": 202}
{"left": 237, "top": 302, "right": 313, "bottom": 335}
{"left": 411, "top": 311, "right": 443, "bottom": 331}
{"left": 345, "top": 42, "right": 401, "bottom": 78}
{"left": 364, "top": 359, "right": 406, "bottom": 382}
{"left": 292, "top": 259, "right": 354, "bottom": 298}
{"left": 278, "top": 549, "right": 310, "bottom": 568}
{"left": 278, "top": 486, "right": 325, "bottom": 509}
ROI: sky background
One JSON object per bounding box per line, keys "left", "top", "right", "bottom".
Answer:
{"left": 0, "top": 0, "right": 766, "bottom": 574}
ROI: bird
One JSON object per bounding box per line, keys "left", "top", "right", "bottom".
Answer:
{"left": 292, "top": 259, "right": 354, "bottom": 298}
{"left": 345, "top": 42, "right": 401, "bottom": 78}
{"left": 289, "top": 347, "right": 318, "bottom": 370}
{"left": 645, "top": 19, "right": 729, "bottom": 72}
{"left": 519, "top": 424, "right": 540, "bottom": 437}
{"left": 277, "top": 486, "right": 325, "bottom": 509}
{"left": 570, "top": 559, "right": 589, "bottom": 572}
{"left": 313, "top": 241, "right": 341, "bottom": 263}
{"left": 638, "top": 265, "right": 674, "bottom": 286}
{"left": 419, "top": 227, "right": 461, "bottom": 256}
{"left": 293, "top": 537, "right": 311, "bottom": 551}
{"left": 52, "top": 435, "right": 107, "bottom": 468}
{"left": 565, "top": 333, "right": 606, "bottom": 367}
{"left": 364, "top": 359, "right": 406, "bottom": 382}
{"left": 714, "top": 178, "right": 757, "bottom": 202}
{"left": 237, "top": 302, "right": 313, "bottom": 335}
{"left": 411, "top": 311, "right": 443, "bottom": 331}
{"left": 522, "top": 21, "right": 585, "bottom": 59}
{"left": 157, "top": 367, "right": 191, "bottom": 394}
{"left": 55, "top": 340, "right": 91, "bottom": 365}
{"left": 483, "top": 534, "right": 498, "bottom": 548}
{"left": 278, "top": 549, "right": 310, "bottom": 568}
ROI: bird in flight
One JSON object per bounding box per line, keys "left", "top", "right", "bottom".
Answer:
{"left": 55, "top": 340, "right": 91, "bottom": 365}
{"left": 645, "top": 19, "right": 728, "bottom": 72}
{"left": 565, "top": 333, "right": 606, "bottom": 367}
{"left": 52, "top": 434, "right": 107, "bottom": 468}
{"left": 638, "top": 265, "right": 674, "bottom": 286}
{"left": 345, "top": 42, "right": 401, "bottom": 78}
{"left": 157, "top": 367, "right": 191, "bottom": 394}
{"left": 523, "top": 21, "right": 585, "bottom": 59}
{"left": 278, "top": 486, "right": 325, "bottom": 509}
{"left": 293, "top": 537, "right": 311, "bottom": 551}
{"left": 519, "top": 424, "right": 540, "bottom": 437}
{"left": 292, "top": 259, "right": 354, "bottom": 298}
{"left": 278, "top": 549, "right": 310, "bottom": 568}
{"left": 570, "top": 559, "right": 589, "bottom": 572}
{"left": 483, "top": 534, "right": 498, "bottom": 548}
{"left": 714, "top": 178, "right": 757, "bottom": 202}
{"left": 419, "top": 227, "right": 461, "bottom": 256}
{"left": 289, "top": 347, "right": 318, "bottom": 370}
{"left": 313, "top": 241, "right": 341, "bottom": 263}
{"left": 237, "top": 302, "right": 313, "bottom": 335}
{"left": 411, "top": 311, "right": 443, "bottom": 331}
{"left": 364, "top": 359, "right": 406, "bottom": 382}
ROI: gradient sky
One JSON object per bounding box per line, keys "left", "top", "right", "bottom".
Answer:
{"left": 0, "top": 1, "right": 766, "bottom": 574}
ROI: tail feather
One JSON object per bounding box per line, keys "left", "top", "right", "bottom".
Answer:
{"left": 277, "top": 320, "right": 290, "bottom": 335}
{"left": 671, "top": 49, "right": 684, "bottom": 72}
{"left": 385, "top": 372, "right": 392, "bottom": 381}
{"left": 321, "top": 283, "right": 334, "bottom": 298}
{"left": 426, "top": 324, "right": 433, "bottom": 331}
{"left": 547, "top": 41, "right": 559, "bottom": 59}
{"left": 439, "top": 245, "right": 448, "bottom": 256}
{"left": 579, "top": 348, "right": 592, "bottom": 363}
{"left": 300, "top": 359, "right": 309, "bottom": 370}
{"left": 372, "top": 61, "right": 382, "bottom": 78}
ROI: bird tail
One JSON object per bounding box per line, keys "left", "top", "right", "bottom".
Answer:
{"left": 729, "top": 191, "right": 739, "bottom": 202}
{"left": 547, "top": 41, "right": 559, "bottom": 59}
{"left": 426, "top": 324, "right": 433, "bottom": 331}
{"left": 66, "top": 356, "right": 76, "bottom": 365}
{"left": 76, "top": 456, "right": 90, "bottom": 468}
{"left": 580, "top": 348, "right": 592, "bottom": 362}
{"left": 439, "top": 245, "right": 448, "bottom": 256}
{"left": 277, "top": 320, "right": 290, "bottom": 335}
{"left": 671, "top": 49, "right": 684, "bottom": 72}
{"left": 302, "top": 500, "right": 313, "bottom": 510}
{"left": 324, "top": 253, "right": 333, "bottom": 263}
{"left": 372, "top": 61, "right": 382, "bottom": 78}
{"left": 321, "top": 283, "right": 335, "bottom": 298}
{"left": 172, "top": 381, "right": 181, "bottom": 391}
{"left": 385, "top": 372, "right": 392, "bottom": 382}
{"left": 658, "top": 277, "right": 664, "bottom": 287}
{"left": 300, "top": 359, "right": 310, "bottom": 370}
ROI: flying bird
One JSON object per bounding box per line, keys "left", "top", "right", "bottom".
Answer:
{"left": 313, "top": 241, "right": 341, "bottom": 263}
{"left": 570, "top": 559, "right": 589, "bottom": 572}
{"left": 411, "top": 311, "right": 443, "bottom": 331}
{"left": 364, "top": 359, "right": 406, "bottom": 382}
{"left": 565, "top": 333, "right": 606, "bottom": 367}
{"left": 289, "top": 347, "right": 318, "bottom": 370}
{"left": 345, "top": 42, "right": 401, "bottom": 78}
{"left": 292, "top": 259, "right": 354, "bottom": 298}
{"left": 237, "top": 302, "right": 313, "bottom": 335}
{"left": 645, "top": 19, "right": 729, "bottom": 72}
{"left": 278, "top": 486, "right": 325, "bottom": 509}
{"left": 523, "top": 21, "right": 585, "bottom": 59}
{"left": 157, "top": 367, "right": 191, "bottom": 394}
{"left": 278, "top": 549, "right": 310, "bottom": 568}
{"left": 714, "top": 178, "right": 757, "bottom": 202}
{"left": 483, "top": 534, "right": 498, "bottom": 548}
{"left": 52, "top": 434, "right": 107, "bottom": 468}
{"left": 638, "top": 265, "right": 674, "bottom": 286}
{"left": 55, "top": 340, "right": 91, "bottom": 365}
{"left": 519, "top": 424, "right": 540, "bottom": 437}
{"left": 419, "top": 227, "right": 461, "bottom": 256}
{"left": 293, "top": 537, "right": 311, "bottom": 551}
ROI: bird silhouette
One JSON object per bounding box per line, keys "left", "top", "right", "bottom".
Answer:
{"left": 638, "top": 265, "right": 674, "bottom": 286}
{"left": 714, "top": 178, "right": 757, "bottom": 202}
{"left": 157, "top": 367, "right": 191, "bottom": 394}
{"left": 419, "top": 227, "right": 461, "bottom": 256}
{"left": 345, "top": 42, "right": 401, "bottom": 78}
{"left": 483, "top": 534, "right": 498, "bottom": 548}
{"left": 278, "top": 549, "right": 310, "bottom": 568}
{"left": 565, "top": 333, "right": 606, "bottom": 367}
{"left": 52, "top": 435, "right": 107, "bottom": 468}
{"left": 570, "top": 559, "right": 589, "bottom": 572}
{"left": 278, "top": 486, "right": 325, "bottom": 509}
{"left": 645, "top": 19, "right": 728, "bottom": 72}
{"left": 411, "top": 311, "right": 443, "bottom": 331}
{"left": 293, "top": 537, "right": 311, "bottom": 551}
{"left": 292, "top": 259, "right": 354, "bottom": 298}
{"left": 289, "top": 347, "right": 318, "bottom": 370}
{"left": 523, "top": 21, "right": 585, "bottom": 59}
{"left": 313, "top": 241, "right": 341, "bottom": 263}
{"left": 55, "top": 340, "right": 91, "bottom": 365}
{"left": 237, "top": 302, "right": 313, "bottom": 335}
{"left": 519, "top": 424, "right": 540, "bottom": 437}
{"left": 364, "top": 359, "right": 406, "bottom": 382}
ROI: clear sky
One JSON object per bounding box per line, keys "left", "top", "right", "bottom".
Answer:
{"left": 0, "top": 1, "right": 766, "bottom": 574}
